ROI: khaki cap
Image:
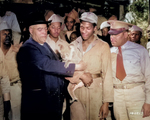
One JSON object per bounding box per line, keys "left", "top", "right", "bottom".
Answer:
{"left": 48, "top": 14, "right": 62, "bottom": 23}
{"left": 80, "top": 12, "right": 98, "bottom": 24}
{"left": 108, "top": 20, "right": 133, "bottom": 35}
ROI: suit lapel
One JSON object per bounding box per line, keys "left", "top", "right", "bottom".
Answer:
{"left": 44, "top": 42, "right": 59, "bottom": 60}
{"left": 29, "top": 38, "right": 59, "bottom": 60}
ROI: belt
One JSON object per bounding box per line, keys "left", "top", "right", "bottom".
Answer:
{"left": 113, "top": 82, "right": 144, "bottom": 89}
{"left": 10, "top": 80, "right": 21, "bottom": 86}
{"left": 92, "top": 73, "right": 102, "bottom": 79}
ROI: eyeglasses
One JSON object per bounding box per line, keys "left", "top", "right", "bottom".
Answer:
{"left": 36, "top": 27, "right": 48, "bottom": 32}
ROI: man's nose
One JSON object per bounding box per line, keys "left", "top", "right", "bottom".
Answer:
{"left": 82, "top": 28, "right": 87, "bottom": 33}
{"left": 131, "top": 34, "right": 136, "bottom": 37}
{"left": 43, "top": 29, "right": 47, "bottom": 32}
{"left": 55, "top": 28, "right": 59, "bottom": 32}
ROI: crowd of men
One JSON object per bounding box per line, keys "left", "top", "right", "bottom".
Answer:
{"left": 0, "top": 3, "right": 150, "bottom": 120}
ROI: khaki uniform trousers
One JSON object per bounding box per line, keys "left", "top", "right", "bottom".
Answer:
{"left": 70, "top": 78, "right": 112, "bottom": 120}
{"left": 114, "top": 84, "right": 150, "bottom": 120}
{"left": 10, "top": 82, "right": 21, "bottom": 120}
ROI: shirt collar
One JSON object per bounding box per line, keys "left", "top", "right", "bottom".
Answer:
{"left": 76, "top": 35, "right": 97, "bottom": 46}
{"left": 111, "top": 41, "right": 130, "bottom": 53}
{"left": 121, "top": 41, "right": 130, "bottom": 49}
{"left": 75, "top": 35, "right": 98, "bottom": 53}
{"left": 47, "top": 34, "right": 61, "bottom": 43}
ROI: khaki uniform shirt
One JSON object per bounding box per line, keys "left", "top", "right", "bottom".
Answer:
{"left": 70, "top": 35, "right": 114, "bottom": 120}
{"left": 0, "top": 48, "right": 10, "bottom": 119}
{"left": 46, "top": 35, "right": 69, "bottom": 55}
{"left": 0, "top": 48, "right": 10, "bottom": 94}
{"left": 3, "top": 46, "right": 20, "bottom": 83}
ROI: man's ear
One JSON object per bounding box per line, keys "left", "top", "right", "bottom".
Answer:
{"left": 29, "top": 26, "right": 33, "bottom": 35}
{"left": 124, "top": 31, "right": 129, "bottom": 39}
{"left": 48, "top": 25, "right": 50, "bottom": 31}
{"left": 94, "top": 26, "right": 97, "bottom": 31}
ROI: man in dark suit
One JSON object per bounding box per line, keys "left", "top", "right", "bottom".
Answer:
{"left": 17, "top": 12, "right": 92, "bottom": 120}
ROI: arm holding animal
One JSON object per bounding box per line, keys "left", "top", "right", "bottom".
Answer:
{"left": 65, "top": 71, "right": 93, "bottom": 87}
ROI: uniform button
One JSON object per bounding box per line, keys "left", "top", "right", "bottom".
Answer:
{"left": 130, "top": 112, "right": 133, "bottom": 115}
{"left": 124, "top": 85, "right": 127, "bottom": 89}
{"left": 100, "top": 83, "right": 102, "bottom": 85}
{"left": 134, "top": 104, "right": 136, "bottom": 106}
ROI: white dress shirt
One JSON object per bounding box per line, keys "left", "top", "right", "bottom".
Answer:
{"left": 1, "top": 11, "right": 21, "bottom": 32}
{"left": 0, "top": 11, "right": 21, "bottom": 45}
{"left": 111, "top": 41, "right": 150, "bottom": 103}
{"left": 146, "top": 41, "right": 150, "bottom": 57}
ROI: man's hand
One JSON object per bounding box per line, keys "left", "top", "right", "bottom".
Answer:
{"left": 65, "top": 71, "right": 84, "bottom": 84}
{"left": 99, "top": 102, "right": 109, "bottom": 119}
{"left": 142, "top": 103, "right": 150, "bottom": 118}
{"left": 80, "top": 72, "right": 93, "bottom": 87}
{"left": 75, "top": 60, "right": 87, "bottom": 71}
{"left": 11, "top": 42, "right": 23, "bottom": 52}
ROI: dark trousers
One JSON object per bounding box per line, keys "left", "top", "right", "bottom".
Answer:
{"left": 63, "top": 97, "right": 70, "bottom": 120}
{"left": 109, "top": 103, "right": 116, "bottom": 120}
{"left": 21, "top": 111, "right": 62, "bottom": 120}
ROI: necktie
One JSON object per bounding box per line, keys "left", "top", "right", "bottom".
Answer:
{"left": 116, "top": 46, "right": 126, "bottom": 81}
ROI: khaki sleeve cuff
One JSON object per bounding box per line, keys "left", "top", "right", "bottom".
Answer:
{"left": 3, "top": 92, "right": 11, "bottom": 101}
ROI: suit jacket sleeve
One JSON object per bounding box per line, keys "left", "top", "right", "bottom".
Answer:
{"left": 17, "top": 44, "right": 75, "bottom": 77}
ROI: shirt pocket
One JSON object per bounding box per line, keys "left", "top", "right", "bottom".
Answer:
{"left": 124, "top": 57, "right": 141, "bottom": 74}
{"left": 5, "top": 57, "right": 18, "bottom": 71}
{"left": 83, "top": 55, "right": 101, "bottom": 73}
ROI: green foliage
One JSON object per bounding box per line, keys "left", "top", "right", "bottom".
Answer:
{"left": 126, "top": 0, "right": 149, "bottom": 47}
{"left": 128, "top": 0, "right": 148, "bottom": 21}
